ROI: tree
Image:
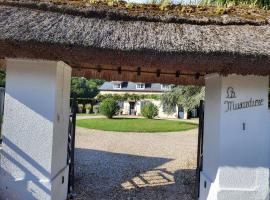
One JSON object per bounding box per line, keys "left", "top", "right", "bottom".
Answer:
{"left": 71, "top": 77, "right": 100, "bottom": 98}
{"left": 99, "top": 98, "right": 120, "bottom": 118}
{"left": 161, "top": 86, "right": 205, "bottom": 118}
{"left": 141, "top": 102, "right": 159, "bottom": 119}
{"left": 92, "top": 79, "right": 105, "bottom": 87}
{"left": 71, "top": 77, "right": 104, "bottom": 113}
{"left": 0, "top": 70, "right": 5, "bottom": 88}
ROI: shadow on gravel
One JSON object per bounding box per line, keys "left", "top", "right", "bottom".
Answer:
{"left": 75, "top": 148, "right": 196, "bottom": 200}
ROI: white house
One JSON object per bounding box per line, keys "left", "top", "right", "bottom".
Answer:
{"left": 99, "top": 81, "right": 198, "bottom": 119}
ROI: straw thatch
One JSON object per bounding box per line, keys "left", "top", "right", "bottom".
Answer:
{"left": 0, "top": 1, "right": 270, "bottom": 85}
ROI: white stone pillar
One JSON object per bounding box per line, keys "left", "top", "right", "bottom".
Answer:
{"left": 183, "top": 109, "right": 188, "bottom": 120}
{"left": 199, "top": 74, "right": 270, "bottom": 200}
{"left": 0, "top": 59, "right": 71, "bottom": 200}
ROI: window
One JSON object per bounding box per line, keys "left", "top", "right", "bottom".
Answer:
{"left": 145, "top": 83, "right": 151, "bottom": 88}
{"left": 162, "top": 103, "right": 176, "bottom": 112}
{"left": 118, "top": 101, "right": 124, "bottom": 109}
{"left": 113, "top": 83, "right": 121, "bottom": 89}
{"left": 136, "top": 83, "right": 145, "bottom": 89}
{"left": 161, "top": 84, "right": 171, "bottom": 90}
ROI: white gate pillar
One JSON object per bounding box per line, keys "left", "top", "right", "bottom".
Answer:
{"left": 200, "top": 74, "right": 270, "bottom": 200}
{"left": 0, "top": 59, "right": 71, "bottom": 200}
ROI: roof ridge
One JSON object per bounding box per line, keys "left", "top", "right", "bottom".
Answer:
{"left": 0, "top": 0, "right": 269, "bottom": 25}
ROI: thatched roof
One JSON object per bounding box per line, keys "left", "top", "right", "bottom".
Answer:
{"left": 0, "top": 1, "right": 270, "bottom": 85}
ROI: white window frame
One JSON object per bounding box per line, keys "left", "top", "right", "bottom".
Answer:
{"left": 136, "top": 83, "right": 145, "bottom": 90}
{"left": 113, "top": 83, "right": 122, "bottom": 89}
{"left": 161, "top": 84, "right": 171, "bottom": 90}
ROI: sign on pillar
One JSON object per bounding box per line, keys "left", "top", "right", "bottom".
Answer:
{"left": 0, "top": 59, "right": 71, "bottom": 200}
{"left": 200, "top": 74, "right": 270, "bottom": 200}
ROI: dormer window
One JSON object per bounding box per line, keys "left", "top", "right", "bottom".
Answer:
{"left": 113, "top": 83, "right": 122, "bottom": 89}
{"left": 136, "top": 83, "right": 145, "bottom": 89}
{"left": 161, "top": 84, "right": 171, "bottom": 90}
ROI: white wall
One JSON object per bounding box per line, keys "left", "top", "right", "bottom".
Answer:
{"left": 152, "top": 100, "right": 178, "bottom": 118}
{"left": 121, "top": 100, "right": 178, "bottom": 118}
{"left": 0, "top": 59, "right": 71, "bottom": 200}
{"left": 123, "top": 101, "right": 130, "bottom": 115}
{"left": 200, "top": 74, "right": 270, "bottom": 200}
{"left": 132, "top": 100, "right": 178, "bottom": 118}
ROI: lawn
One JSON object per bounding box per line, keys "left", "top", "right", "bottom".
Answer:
{"left": 77, "top": 113, "right": 101, "bottom": 116}
{"left": 76, "top": 118, "right": 198, "bottom": 132}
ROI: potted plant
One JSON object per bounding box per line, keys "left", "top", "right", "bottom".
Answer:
{"left": 78, "top": 104, "right": 83, "bottom": 113}
{"left": 85, "top": 104, "right": 92, "bottom": 114}
{"left": 93, "top": 104, "right": 99, "bottom": 114}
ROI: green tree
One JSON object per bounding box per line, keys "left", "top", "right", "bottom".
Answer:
{"left": 71, "top": 78, "right": 104, "bottom": 113}
{"left": 0, "top": 70, "right": 5, "bottom": 87}
{"left": 99, "top": 98, "right": 120, "bottom": 118}
{"left": 92, "top": 79, "right": 105, "bottom": 87}
{"left": 141, "top": 102, "right": 159, "bottom": 119}
{"left": 71, "top": 77, "right": 100, "bottom": 98}
{"left": 161, "top": 86, "right": 205, "bottom": 115}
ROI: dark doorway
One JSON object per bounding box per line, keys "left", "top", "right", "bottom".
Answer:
{"left": 129, "top": 102, "right": 136, "bottom": 115}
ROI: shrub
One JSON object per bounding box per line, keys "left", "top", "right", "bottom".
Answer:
{"left": 99, "top": 98, "right": 120, "bottom": 118}
{"left": 141, "top": 102, "right": 158, "bottom": 119}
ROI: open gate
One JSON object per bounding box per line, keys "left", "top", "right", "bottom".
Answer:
{"left": 67, "top": 96, "right": 77, "bottom": 199}
{"left": 195, "top": 100, "right": 204, "bottom": 199}
{"left": 66, "top": 97, "right": 204, "bottom": 199}
{"left": 0, "top": 87, "right": 5, "bottom": 144}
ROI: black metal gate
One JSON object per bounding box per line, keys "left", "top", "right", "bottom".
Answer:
{"left": 67, "top": 96, "right": 77, "bottom": 199}
{"left": 195, "top": 100, "right": 204, "bottom": 199}
{"left": 0, "top": 87, "right": 5, "bottom": 144}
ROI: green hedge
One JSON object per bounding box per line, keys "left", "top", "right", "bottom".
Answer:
{"left": 99, "top": 98, "right": 120, "bottom": 118}
{"left": 141, "top": 102, "right": 159, "bottom": 119}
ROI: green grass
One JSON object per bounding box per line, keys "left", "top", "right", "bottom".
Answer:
{"left": 76, "top": 118, "right": 198, "bottom": 132}
{"left": 77, "top": 113, "right": 101, "bottom": 116}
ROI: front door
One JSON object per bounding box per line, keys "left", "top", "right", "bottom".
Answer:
{"left": 129, "top": 102, "right": 135, "bottom": 115}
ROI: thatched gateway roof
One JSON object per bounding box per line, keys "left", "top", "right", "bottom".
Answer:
{"left": 0, "top": 1, "right": 270, "bottom": 85}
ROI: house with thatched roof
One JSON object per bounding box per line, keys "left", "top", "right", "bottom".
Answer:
{"left": 0, "top": 1, "right": 270, "bottom": 200}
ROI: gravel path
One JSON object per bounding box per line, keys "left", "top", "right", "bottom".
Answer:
{"left": 75, "top": 127, "right": 198, "bottom": 200}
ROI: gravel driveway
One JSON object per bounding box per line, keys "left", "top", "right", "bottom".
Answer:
{"left": 75, "top": 127, "right": 198, "bottom": 200}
